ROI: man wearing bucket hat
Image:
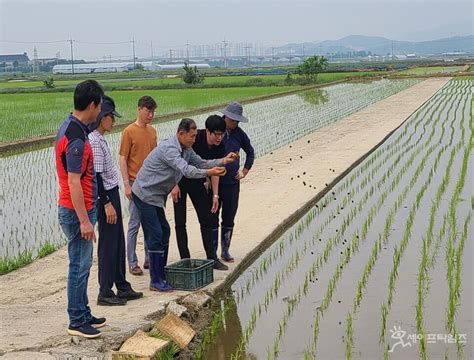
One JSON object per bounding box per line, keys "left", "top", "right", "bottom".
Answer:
{"left": 89, "top": 95, "right": 143, "bottom": 306}
{"left": 216, "top": 101, "right": 255, "bottom": 262}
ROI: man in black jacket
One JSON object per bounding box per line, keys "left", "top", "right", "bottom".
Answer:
{"left": 218, "top": 102, "right": 254, "bottom": 262}
{"left": 171, "top": 115, "right": 229, "bottom": 270}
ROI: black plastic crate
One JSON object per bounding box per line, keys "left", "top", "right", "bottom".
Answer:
{"left": 165, "top": 259, "right": 214, "bottom": 291}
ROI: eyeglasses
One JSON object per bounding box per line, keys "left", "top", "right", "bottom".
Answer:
{"left": 213, "top": 132, "right": 224, "bottom": 138}
{"left": 143, "top": 108, "right": 155, "bottom": 115}
{"left": 107, "top": 113, "right": 115, "bottom": 122}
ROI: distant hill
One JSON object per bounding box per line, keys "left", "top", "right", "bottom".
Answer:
{"left": 274, "top": 35, "right": 474, "bottom": 56}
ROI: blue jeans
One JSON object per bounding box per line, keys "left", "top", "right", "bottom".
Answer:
{"left": 126, "top": 181, "right": 148, "bottom": 267}
{"left": 58, "top": 205, "right": 97, "bottom": 328}
{"left": 132, "top": 193, "right": 170, "bottom": 252}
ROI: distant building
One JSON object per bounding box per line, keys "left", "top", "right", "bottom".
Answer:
{"left": 32, "top": 58, "right": 59, "bottom": 66}
{"left": 155, "top": 63, "right": 210, "bottom": 70}
{"left": 0, "top": 53, "right": 30, "bottom": 70}
{"left": 52, "top": 61, "right": 211, "bottom": 74}
{"left": 53, "top": 62, "right": 133, "bottom": 74}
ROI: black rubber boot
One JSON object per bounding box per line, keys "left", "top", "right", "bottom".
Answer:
{"left": 221, "top": 227, "right": 234, "bottom": 262}
{"left": 149, "top": 250, "right": 173, "bottom": 292}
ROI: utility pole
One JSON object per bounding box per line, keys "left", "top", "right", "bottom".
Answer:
{"left": 222, "top": 38, "right": 228, "bottom": 68}
{"left": 169, "top": 49, "right": 173, "bottom": 64}
{"left": 33, "top": 46, "right": 38, "bottom": 73}
{"left": 302, "top": 45, "right": 305, "bottom": 59}
{"left": 271, "top": 47, "right": 275, "bottom": 65}
{"left": 288, "top": 47, "right": 293, "bottom": 64}
{"left": 69, "top": 37, "right": 75, "bottom": 75}
{"left": 132, "top": 37, "right": 136, "bottom": 69}
{"left": 186, "top": 40, "right": 190, "bottom": 65}
{"left": 244, "top": 45, "right": 251, "bottom": 67}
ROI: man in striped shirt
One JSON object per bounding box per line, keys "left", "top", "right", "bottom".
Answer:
{"left": 89, "top": 95, "right": 143, "bottom": 306}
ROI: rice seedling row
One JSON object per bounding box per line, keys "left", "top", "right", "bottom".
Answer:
{"left": 231, "top": 81, "right": 454, "bottom": 360}
{"left": 202, "top": 79, "right": 473, "bottom": 359}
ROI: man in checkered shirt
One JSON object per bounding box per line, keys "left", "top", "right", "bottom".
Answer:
{"left": 88, "top": 95, "right": 143, "bottom": 306}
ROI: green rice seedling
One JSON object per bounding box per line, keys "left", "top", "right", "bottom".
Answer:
{"left": 38, "top": 241, "right": 57, "bottom": 258}
{"left": 379, "top": 303, "right": 389, "bottom": 344}
{"left": 0, "top": 250, "right": 33, "bottom": 275}
{"left": 345, "top": 312, "right": 353, "bottom": 360}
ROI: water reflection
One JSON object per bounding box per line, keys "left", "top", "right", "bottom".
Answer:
{"left": 204, "top": 291, "right": 258, "bottom": 360}
{"left": 298, "top": 88, "right": 329, "bottom": 107}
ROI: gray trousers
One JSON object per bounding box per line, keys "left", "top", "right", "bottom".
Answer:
{"left": 126, "top": 181, "right": 148, "bottom": 267}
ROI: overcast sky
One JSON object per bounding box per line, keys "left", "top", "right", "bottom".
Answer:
{"left": 1, "top": 0, "right": 472, "bottom": 60}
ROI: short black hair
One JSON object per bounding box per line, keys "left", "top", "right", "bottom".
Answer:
{"left": 74, "top": 80, "right": 104, "bottom": 111}
{"left": 177, "top": 118, "right": 197, "bottom": 133}
{"left": 138, "top": 95, "right": 157, "bottom": 110}
{"left": 205, "top": 115, "right": 226, "bottom": 133}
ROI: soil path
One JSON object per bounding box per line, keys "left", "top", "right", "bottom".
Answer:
{"left": 0, "top": 78, "right": 450, "bottom": 359}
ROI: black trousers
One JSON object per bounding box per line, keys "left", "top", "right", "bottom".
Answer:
{"left": 173, "top": 178, "right": 216, "bottom": 260}
{"left": 97, "top": 186, "right": 131, "bottom": 297}
{"left": 218, "top": 183, "right": 240, "bottom": 229}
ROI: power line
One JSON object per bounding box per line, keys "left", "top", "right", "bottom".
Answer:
{"left": 1, "top": 39, "right": 68, "bottom": 44}
{"left": 75, "top": 40, "right": 132, "bottom": 45}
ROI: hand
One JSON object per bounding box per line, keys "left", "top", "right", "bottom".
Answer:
{"left": 104, "top": 202, "right": 117, "bottom": 224}
{"left": 223, "top": 152, "right": 239, "bottom": 165}
{"left": 80, "top": 220, "right": 96, "bottom": 242}
{"left": 124, "top": 183, "right": 132, "bottom": 201}
{"left": 211, "top": 195, "right": 219, "bottom": 213}
{"left": 235, "top": 168, "right": 248, "bottom": 181}
{"left": 208, "top": 167, "right": 227, "bottom": 177}
{"left": 203, "top": 178, "right": 211, "bottom": 192}
{"left": 171, "top": 185, "right": 181, "bottom": 203}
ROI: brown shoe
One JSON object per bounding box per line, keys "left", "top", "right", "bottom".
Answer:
{"left": 143, "top": 260, "right": 149, "bottom": 269}
{"left": 129, "top": 265, "right": 143, "bottom": 276}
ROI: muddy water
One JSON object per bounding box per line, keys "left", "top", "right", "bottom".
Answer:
{"left": 203, "top": 80, "right": 473, "bottom": 359}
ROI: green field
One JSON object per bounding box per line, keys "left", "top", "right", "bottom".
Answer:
{"left": 0, "top": 71, "right": 380, "bottom": 91}
{"left": 398, "top": 66, "right": 466, "bottom": 75}
{"left": 0, "top": 86, "right": 297, "bottom": 143}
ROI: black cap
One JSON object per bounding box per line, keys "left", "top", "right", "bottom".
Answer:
{"left": 89, "top": 95, "right": 122, "bottom": 131}
{"left": 99, "top": 95, "right": 121, "bottom": 119}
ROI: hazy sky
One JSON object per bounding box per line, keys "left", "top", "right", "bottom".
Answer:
{"left": 1, "top": 0, "right": 472, "bottom": 60}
